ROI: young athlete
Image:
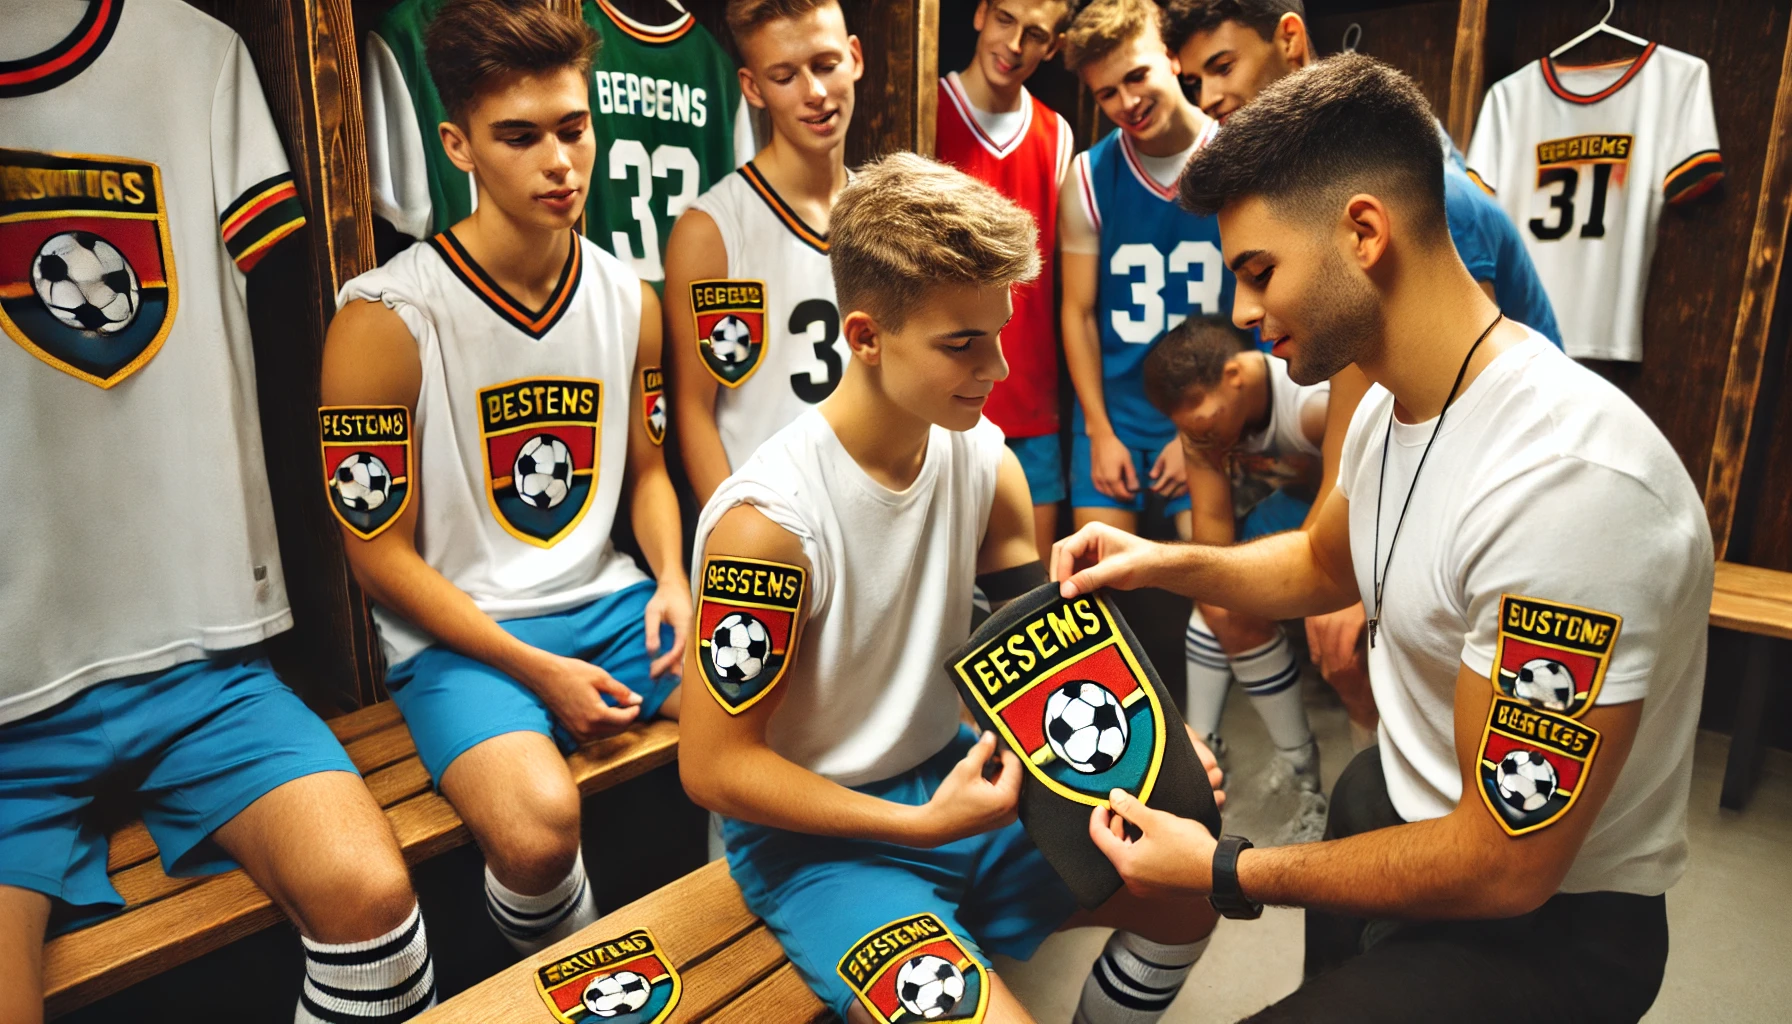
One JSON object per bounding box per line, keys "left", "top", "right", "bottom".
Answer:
{"left": 1143, "top": 317, "right": 1331, "bottom": 842}
{"left": 666, "top": 0, "right": 861, "bottom": 504}
{"left": 1058, "top": 56, "right": 1709, "bottom": 1019}
{"left": 935, "top": 0, "right": 1076, "bottom": 559}
{"left": 322, "top": 0, "right": 690, "bottom": 955}
{"left": 0, "top": 1, "right": 433, "bottom": 1020}
{"left": 681, "top": 154, "right": 1224, "bottom": 1024}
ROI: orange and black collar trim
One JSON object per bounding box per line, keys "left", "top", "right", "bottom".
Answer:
{"left": 1542, "top": 43, "right": 1657, "bottom": 105}
{"left": 428, "top": 229, "right": 581, "bottom": 339}
{"left": 594, "top": 0, "right": 695, "bottom": 44}
{"left": 0, "top": 0, "right": 123, "bottom": 97}
{"left": 739, "top": 162, "right": 829, "bottom": 254}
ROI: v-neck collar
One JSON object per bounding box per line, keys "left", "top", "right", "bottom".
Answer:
{"left": 428, "top": 229, "right": 582, "bottom": 339}
{"left": 0, "top": 0, "right": 124, "bottom": 97}
{"left": 739, "top": 162, "right": 830, "bottom": 254}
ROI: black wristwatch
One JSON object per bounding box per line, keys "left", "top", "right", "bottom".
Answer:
{"left": 1209, "top": 834, "right": 1263, "bottom": 920}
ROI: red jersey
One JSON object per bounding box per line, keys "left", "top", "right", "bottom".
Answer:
{"left": 935, "top": 72, "right": 1072, "bottom": 439}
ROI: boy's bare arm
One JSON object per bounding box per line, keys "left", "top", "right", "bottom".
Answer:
{"left": 665, "top": 209, "right": 734, "bottom": 505}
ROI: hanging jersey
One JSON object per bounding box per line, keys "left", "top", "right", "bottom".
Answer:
{"left": 687, "top": 163, "right": 846, "bottom": 468}
{"left": 934, "top": 72, "right": 1072, "bottom": 439}
{"left": 337, "top": 232, "right": 647, "bottom": 665}
{"left": 1072, "top": 127, "right": 1234, "bottom": 448}
{"left": 0, "top": 0, "right": 303, "bottom": 723}
{"left": 1230, "top": 353, "right": 1327, "bottom": 518}
{"left": 1466, "top": 44, "right": 1722, "bottom": 362}
{"left": 694, "top": 410, "right": 1006, "bottom": 786}
{"left": 360, "top": 0, "right": 756, "bottom": 271}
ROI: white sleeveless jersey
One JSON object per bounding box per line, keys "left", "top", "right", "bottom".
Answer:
{"left": 338, "top": 232, "right": 647, "bottom": 665}
{"left": 694, "top": 410, "right": 1005, "bottom": 786}
{"left": 1, "top": 0, "right": 306, "bottom": 723}
{"left": 1235, "top": 353, "right": 1327, "bottom": 460}
{"left": 687, "top": 164, "right": 846, "bottom": 467}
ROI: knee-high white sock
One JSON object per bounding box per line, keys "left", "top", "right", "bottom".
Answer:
{"left": 296, "top": 904, "right": 436, "bottom": 1023}
{"left": 1184, "top": 608, "right": 1231, "bottom": 741}
{"left": 1073, "top": 930, "right": 1210, "bottom": 1024}
{"left": 484, "top": 849, "right": 599, "bottom": 954}
{"left": 1230, "top": 629, "right": 1314, "bottom": 772}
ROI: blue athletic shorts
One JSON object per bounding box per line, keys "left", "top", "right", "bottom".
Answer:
{"left": 1070, "top": 432, "right": 1193, "bottom": 514}
{"left": 384, "top": 580, "right": 678, "bottom": 784}
{"left": 1238, "top": 489, "right": 1312, "bottom": 541}
{"left": 1005, "top": 433, "right": 1065, "bottom": 506}
{"left": 0, "top": 652, "right": 356, "bottom": 926}
{"left": 723, "top": 726, "right": 1079, "bottom": 1018}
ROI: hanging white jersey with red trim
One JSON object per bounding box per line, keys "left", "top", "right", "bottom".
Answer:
{"left": 1466, "top": 44, "right": 1722, "bottom": 362}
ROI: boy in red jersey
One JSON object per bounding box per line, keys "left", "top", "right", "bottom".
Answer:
{"left": 935, "top": 0, "right": 1076, "bottom": 559}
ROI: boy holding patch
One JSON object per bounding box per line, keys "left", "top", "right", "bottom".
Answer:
{"left": 680, "top": 154, "right": 1223, "bottom": 1024}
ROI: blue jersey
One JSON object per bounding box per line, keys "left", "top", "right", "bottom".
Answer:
{"left": 1445, "top": 165, "right": 1563, "bottom": 347}
{"left": 1074, "top": 129, "right": 1235, "bottom": 448}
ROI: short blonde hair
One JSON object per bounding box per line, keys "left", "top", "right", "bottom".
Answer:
{"left": 1064, "top": 0, "right": 1165, "bottom": 72}
{"left": 830, "top": 153, "right": 1041, "bottom": 329}
{"left": 725, "top": 0, "right": 840, "bottom": 45}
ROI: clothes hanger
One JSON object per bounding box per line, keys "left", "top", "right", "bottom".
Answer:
{"left": 1341, "top": 23, "right": 1361, "bottom": 55}
{"left": 1550, "top": 0, "right": 1648, "bottom": 60}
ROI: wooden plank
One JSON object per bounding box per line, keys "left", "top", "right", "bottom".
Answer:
{"left": 705, "top": 962, "right": 833, "bottom": 1024}
{"left": 1715, "top": 558, "right": 1792, "bottom": 597}
{"left": 326, "top": 699, "right": 403, "bottom": 743}
{"left": 665, "top": 926, "right": 792, "bottom": 1022}
{"left": 341, "top": 719, "right": 420, "bottom": 776}
{"left": 109, "top": 858, "right": 207, "bottom": 909}
{"left": 363, "top": 755, "right": 435, "bottom": 810}
{"left": 914, "top": 0, "right": 940, "bottom": 159}
{"left": 104, "top": 822, "right": 157, "bottom": 874}
{"left": 1707, "top": 16, "right": 1792, "bottom": 558}
{"left": 1711, "top": 590, "right": 1792, "bottom": 640}
{"left": 568, "top": 719, "right": 681, "bottom": 791}
{"left": 1307, "top": 2, "right": 1460, "bottom": 117}
{"left": 1446, "top": 0, "right": 1490, "bottom": 151}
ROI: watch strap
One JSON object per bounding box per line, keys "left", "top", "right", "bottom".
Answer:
{"left": 1209, "top": 834, "right": 1263, "bottom": 920}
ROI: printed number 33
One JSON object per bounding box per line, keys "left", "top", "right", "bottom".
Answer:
{"left": 1111, "top": 241, "right": 1224, "bottom": 344}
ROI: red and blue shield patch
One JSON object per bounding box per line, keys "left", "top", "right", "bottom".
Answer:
{"left": 533, "top": 928, "right": 681, "bottom": 1024}
{"left": 696, "top": 556, "right": 806, "bottom": 715}
{"left": 479, "top": 376, "right": 602, "bottom": 548}
{"left": 0, "top": 148, "right": 175, "bottom": 388}
{"left": 1477, "top": 696, "right": 1602, "bottom": 837}
{"left": 641, "top": 365, "right": 665, "bottom": 446}
{"left": 837, "top": 913, "right": 987, "bottom": 1024}
{"left": 691, "top": 278, "right": 766, "bottom": 388}
{"left": 1492, "top": 595, "right": 1621, "bottom": 718}
{"left": 320, "top": 405, "right": 412, "bottom": 540}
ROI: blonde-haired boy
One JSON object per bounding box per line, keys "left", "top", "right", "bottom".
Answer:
{"left": 680, "top": 153, "right": 1219, "bottom": 1024}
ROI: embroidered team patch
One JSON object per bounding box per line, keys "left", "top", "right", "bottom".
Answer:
{"left": 1477, "top": 696, "right": 1602, "bottom": 837}
{"left": 479, "top": 377, "right": 601, "bottom": 548}
{"left": 691, "top": 278, "right": 765, "bottom": 387}
{"left": 696, "top": 556, "right": 805, "bottom": 714}
{"left": 532, "top": 928, "right": 681, "bottom": 1024}
{"left": 950, "top": 594, "right": 1168, "bottom": 808}
{"left": 319, "top": 405, "right": 411, "bottom": 539}
{"left": 641, "top": 365, "right": 665, "bottom": 446}
{"left": 837, "top": 913, "right": 988, "bottom": 1024}
{"left": 0, "top": 148, "right": 177, "bottom": 388}
{"left": 1492, "top": 595, "right": 1621, "bottom": 718}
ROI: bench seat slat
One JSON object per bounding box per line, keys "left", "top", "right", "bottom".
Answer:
{"left": 666, "top": 925, "right": 793, "bottom": 1022}
{"left": 1712, "top": 561, "right": 1792, "bottom": 639}
{"left": 705, "top": 961, "right": 832, "bottom": 1024}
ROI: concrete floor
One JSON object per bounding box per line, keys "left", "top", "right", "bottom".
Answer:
{"left": 997, "top": 674, "right": 1792, "bottom": 1022}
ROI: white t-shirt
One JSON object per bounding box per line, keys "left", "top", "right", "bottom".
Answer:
{"left": 693, "top": 410, "right": 1005, "bottom": 786}
{"left": 1336, "top": 331, "right": 1711, "bottom": 896}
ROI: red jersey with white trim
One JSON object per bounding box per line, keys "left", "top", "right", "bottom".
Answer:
{"left": 934, "top": 72, "right": 1072, "bottom": 439}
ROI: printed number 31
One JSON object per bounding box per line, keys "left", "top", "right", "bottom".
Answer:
{"left": 1529, "top": 164, "right": 1613, "bottom": 241}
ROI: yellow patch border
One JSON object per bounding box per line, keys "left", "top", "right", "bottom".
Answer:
{"left": 531, "top": 926, "right": 681, "bottom": 1024}
{"left": 641, "top": 364, "right": 665, "bottom": 446}
{"left": 690, "top": 277, "right": 766, "bottom": 390}
{"left": 318, "top": 404, "right": 413, "bottom": 541}
{"left": 697, "top": 555, "right": 807, "bottom": 716}
{"left": 835, "top": 912, "right": 989, "bottom": 1024}
{"left": 477, "top": 375, "right": 603, "bottom": 550}
{"left": 1476, "top": 696, "right": 1602, "bottom": 838}
{"left": 1491, "top": 593, "right": 1622, "bottom": 719}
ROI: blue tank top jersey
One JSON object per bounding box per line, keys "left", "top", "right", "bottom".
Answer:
{"left": 1076, "top": 128, "right": 1235, "bottom": 449}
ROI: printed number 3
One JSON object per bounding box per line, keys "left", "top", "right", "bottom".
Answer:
{"left": 609, "top": 139, "right": 700, "bottom": 281}
{"left": 1529, "top": 164, "right": 1613, "bottom": 241}
{"left": 789, "top": 298, "right": 843, "bottom": 403}
{"left": 1109, "top": 241, "right": 1224, "bottom": 343}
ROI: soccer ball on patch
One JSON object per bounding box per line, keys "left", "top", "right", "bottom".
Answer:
{"left": 710, "top": 612, "right": 770, "bottom": 683}
{"left": 895, "top": 954, "right": 965, "bottom": 1019}
{"left": 707, "top": 314, "right": 754, "bottom": 364}
{"left": 1496, "top": 750, "right": 1558, "bottom": 813}
{"left": 513, "top": 434, "right": 574, "bottom": 509}
{"left": 1043, "top": 680, "right": 1129, "bottom": 774}
{"left": 332, "top": 452, "right": 392, "bottom": 511}
{"left": 32, "top": 231, "right": 140, "bottom": 334}
{"left": 1511, "top": 657, "right": 1575, "bottom": 711}
{"left": 581, "top": 969, "right": 652, "bottom": 1017}
{"left": 648, "top": 393, "right": 667, "bottom": 437}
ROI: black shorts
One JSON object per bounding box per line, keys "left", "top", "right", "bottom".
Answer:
{"left": 1247, "top": 747, "right": 1669, "bottom": 1024}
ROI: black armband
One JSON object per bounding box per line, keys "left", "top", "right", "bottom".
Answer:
{"left": 975, "top": 561, "right": 1048, "bottom": 604}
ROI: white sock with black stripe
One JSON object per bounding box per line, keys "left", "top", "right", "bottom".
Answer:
{"left": 1184, "top": 607, "right": 1232, "bottom": 741}
{"left": 295, "top": 904, "right": 436, "bottom": 1024}
{"left": 1229, "top": 629, "right": 1315, "bottom": 773}
{"left": 484, "top": 849, "right": 598, "bottom": 954}
{"left": 1073, "top": 930, "right": 1209, "bottom": 1023}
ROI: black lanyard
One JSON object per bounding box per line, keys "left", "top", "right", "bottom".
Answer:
{"left": 1367, "top": 313, "right": 1503, "bottom": 649}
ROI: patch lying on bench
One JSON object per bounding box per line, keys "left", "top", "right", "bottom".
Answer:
{"left": 946, "top": 585, "right": 1221, "bottom": 908}
{"left": 534, "top": 927, "right": 681, "bottom": 1023}
{"left": 837, "top": 912, "right": 987, "bottom": 1023}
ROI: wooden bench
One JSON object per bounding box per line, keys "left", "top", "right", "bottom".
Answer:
{"left": 42, "top": 702, "right": 679, "bottom": 1018}
{"left": 419, "top": 859, "right": 832, "bottom": 1023}
{"left": 1709, "top": 561, "right": 1792, "bottom": 809}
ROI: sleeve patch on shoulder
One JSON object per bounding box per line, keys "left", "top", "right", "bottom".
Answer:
{"left": 641, "top": 365, "right": 665, "bottom": 446}
{"left": 1492, "top": 594, "right": 1621, "bottom": 718}
{"left": 1477, "top": 696, "right": 1601, "bottom": 837}
{"left": 222, "top": 172, "right": 305, "bottom": 273}
{"left": 696, "top": 555, "right": 806, "bottom": 714}
{"left": 690, "top": 279, "right": 766, "bottom": 388}
{"left": 320, "top": 405, "right": 412, "bottom": 540}
{"left": 837, "top": 913, "right": 989, "bottom": 1024}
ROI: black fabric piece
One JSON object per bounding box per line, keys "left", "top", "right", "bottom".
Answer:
{"left": 975, "top": 561, "right": 1049, "bottom": 603}
{"left": 1249, "top": 746, "right": 1669, "bottom": 1023}
{"left": 945, "top": 583, "right": 1220, "bottom": 909}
